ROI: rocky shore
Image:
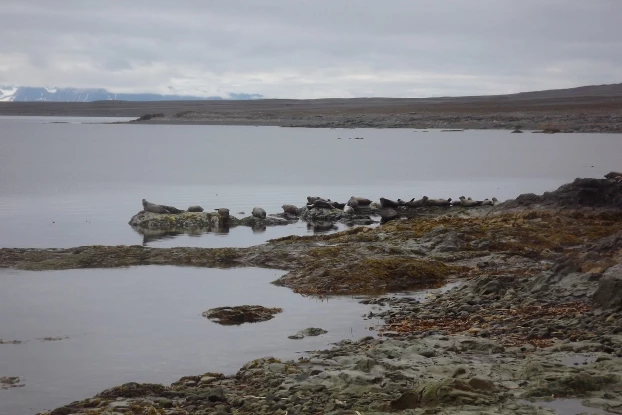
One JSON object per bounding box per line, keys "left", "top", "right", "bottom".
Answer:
{"left": 3, "top": 176, "right": 622, "bottom": 414}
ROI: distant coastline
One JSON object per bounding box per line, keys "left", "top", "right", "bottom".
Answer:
{"left": 1, "top": 83, "right": 621, "bottom": 132}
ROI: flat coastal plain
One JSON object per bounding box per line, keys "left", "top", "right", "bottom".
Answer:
{"left": 1, "top": 83, "right": 622, "bottom": 132}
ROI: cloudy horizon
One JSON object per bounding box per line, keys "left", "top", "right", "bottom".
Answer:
{"left": 0, "top": 0, "right": 620, "bottom": 99}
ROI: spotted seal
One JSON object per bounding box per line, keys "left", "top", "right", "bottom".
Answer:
{"left": 379, "top": 197, "right": 400, "bottom": 209}
{"left": 252, "top": 207, "right": 266, "bottom": 219}
{"left": 399, "top": 196, "right": 429, "bottom": 208}
{"left": 282, "top": 204, "right": 299, "bottom": 215}
{"left": 142, "top": 199, "right": 183, "bottom": 214}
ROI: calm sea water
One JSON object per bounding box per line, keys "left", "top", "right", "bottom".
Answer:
{"left": 0, "top": 265, "right": 458, "bottom": 415}
{"left": 1, "top": 116, "right": 622, "bottom": 414}
{"left": 1, "top": 116, "right": 620, "bottom": 248}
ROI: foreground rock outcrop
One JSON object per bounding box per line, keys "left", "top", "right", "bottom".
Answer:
{"left": 5, "top": 176, "right": 622, "bottom": 414}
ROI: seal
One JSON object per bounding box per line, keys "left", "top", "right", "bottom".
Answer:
{"left": 604, "top": 171, "right": 622, "bottom": 180}
{"left": 215, "top": 208, "right": 230, "bottom": 219}
{"left": 379, "top": 197, "right": 400, "bottom": 209}
{"left": 350, "top": 197, "right": 372, "bottom": 206}
{"left": 252, "top": 207, "right": 266, "bottom": 219}
{"left": 307, "top": 196, "right": 327, "bottom": 204}
{"left": 481, "top": 199, "right": 494, "bottom": 206}
{"left": 343, "top": 205, "right": 355, "bottom": 214}
{"left": 282, "top": 204, "right": 299, "bottom": 215}
{"left": 399, "top": 196, "right": 428, "bottom": 208}
{"left": 457, "top": 196, "right": 483, "bottom": 207}
{"left": 347, "top": 197, "right": 359, "bottom": 208}
{"left": 142, "top": 199, "right": 177, "bottom": 214}
{"left": 187, "top": 205, "right": 204, "bottom": 212}
{"left": 425, "top": 198, "right": 452, "bottom": 207}
{"left": 160, "top": 204, "right": 184, "bottom": 214}
{"left": 307, "top": 200, "right": 334, "bottom": 209}
{"left": 328, "top": 200, "right": 346, "bottom": 209}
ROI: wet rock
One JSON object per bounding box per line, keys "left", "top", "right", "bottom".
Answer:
{"left": 0, "top": 376, "right": 24, "bottom": 389}
{"left": 202, "top": 305, "right": 283, "bottom": 325}
{"left": 300, "top": 207, "right": 343, "bottom": 222}
{"left": 96, "top": 382, "right": 167, "bottom": 398}
{"left": 593, "top": 264, "right": 622, "bottom": 310}
{"left": 288, "top": 327, "right": 328, "bottom": 339}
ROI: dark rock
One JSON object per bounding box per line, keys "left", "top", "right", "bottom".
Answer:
{"left": 96, "top": 382, "right": 167, "bottom": 398}
{"left": 593, "top": 264, "right": 622, "bottom": 310}
{"left": 202, "top": 305, "right": 283, "bottom": 325}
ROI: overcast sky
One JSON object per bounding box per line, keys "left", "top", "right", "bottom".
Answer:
{"left": 0, "top": 0, "right": 620, "bottom": 98}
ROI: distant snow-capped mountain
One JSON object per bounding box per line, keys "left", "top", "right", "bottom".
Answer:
{"left": 0, "top": 86, "right": 263, "bottom": 102}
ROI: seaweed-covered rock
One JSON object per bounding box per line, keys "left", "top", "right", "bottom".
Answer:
{"left": 129, "top": 211, "right": 223, "bottom": 229}
{"left": 235, "top": 215, "right": 289, "bottom": 227}
{"left": 202, "top": 305, "right": 283, "bottom": 325}
{"left": 96, "top": 382, "right": 167, "bottom": 398}
{"left": 300, "top": 207, "right": 343, "bottom": 222}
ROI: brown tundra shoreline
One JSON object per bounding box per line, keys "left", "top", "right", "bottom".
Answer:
{"left": 1, "top": 83, "right": 622, "bottom": 132}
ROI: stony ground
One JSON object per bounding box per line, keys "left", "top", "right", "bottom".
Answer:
{"left": 2, "top": 177, "right": 622, "bottom": 414}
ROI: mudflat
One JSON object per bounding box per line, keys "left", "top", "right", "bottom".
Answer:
{"left": 1, "top": 83, "right": 622, "bottom": 132}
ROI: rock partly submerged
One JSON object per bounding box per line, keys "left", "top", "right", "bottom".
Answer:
{"left": 128, "top": 210, "right": 290, "bottom": 231}
{"left": 202, "top": 305, "right": 283, "bottom": 325}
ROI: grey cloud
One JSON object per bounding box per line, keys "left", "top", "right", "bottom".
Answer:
{"left": 0, "top": 0, "right": 620, "bottom": 98}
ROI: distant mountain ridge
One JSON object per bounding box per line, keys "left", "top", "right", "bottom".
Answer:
{"left": 0, "top": 85, "right": 263, "bottom": 102}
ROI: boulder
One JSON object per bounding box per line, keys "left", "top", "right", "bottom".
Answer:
{"left": 592, "top": 264, "right": 622, "bottom": 310}
{"left": 202, "top": 305, "right": 283, "bottom": 325}
{"left": 300, "top": 207, "right": 343, "bottom": 222}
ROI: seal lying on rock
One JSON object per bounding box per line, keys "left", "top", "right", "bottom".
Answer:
{"left": 347, "top": 197, "right": 359, "bottom": 208}
{"left": 458, "top": 196, "right": 483, "bottom": 207}
{"left": 604, "top": 171, "right": 622, "bottom": 180}
{"left": 343, "top": 205, "right": 354, "bottom": 214}
{"left": 380, "top": 197, "right": 400, "bottom": 209}
{"left": 426, "top": 198, "right": 452, "bottom": 206}
{"left": 399, "top": 196, "right": 429, "bottom": 208}
{"left": 307, "top": 196, "right": 327, "bottom": 204}
{"left": 328, "top": 200, "right": 346, "bottom": 209}
{"left": 350, "top": 196, "right": 372, "bottom": 206}
{"left": 187, "top": 205, "right": 204, "bottom": 212}
{"left": 252, "top": 207, "right": 266, "bottom": 219}
{"left": 142, "top": 199, "right": 183, "bottom": 214}
{"left": 282, "top": 204, "right": 299, "bottom": 215}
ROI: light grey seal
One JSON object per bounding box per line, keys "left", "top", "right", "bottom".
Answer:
{"left": 379, "top": 197, "right": 400, "bottom": 209}
{"left": 399, "top": 196, "right": 429, "bottom": 208}
{"left": 252, "top": 207, "right": 266, "bottom": 219}
{"left": 142, "top": 199, "right": 183, "bottom": 214}
{"left": 343, "top": 205, "right": 354, "bottom": 214}
{"left": 187, "top": 205, "right": 204, "bottom": 212}
{"left": 425, "top": 198, "right": 452, "bottom": 207}
{"left": 282, "top": 204, "right": 299, "bottom": 215}
{"left": 347, "top": 197, "right": 359, "bottom": 208}
{"left": 482, "top": 199, "right": 494, "bottom": 206}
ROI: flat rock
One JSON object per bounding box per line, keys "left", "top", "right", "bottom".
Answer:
{"left": 202, "top": 305, "right": 283, "bottom": 325}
